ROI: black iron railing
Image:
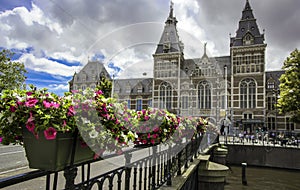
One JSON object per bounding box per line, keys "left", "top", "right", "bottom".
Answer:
{"left": 0, "top": 134, "right": 203, "bottom": 190}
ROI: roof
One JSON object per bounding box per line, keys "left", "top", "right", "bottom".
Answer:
{"left": 155, "top": 2, "right": 183, "bottom": 54}
{"left": 230, "top": 0, "right": 265, "bottom": 47}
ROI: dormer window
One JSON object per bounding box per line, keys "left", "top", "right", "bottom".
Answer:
{"left": 243, "top": 33, "right": 254, "bottom": 45}
{"left": 163, "top": 42, "right": 170, "bottom": 53}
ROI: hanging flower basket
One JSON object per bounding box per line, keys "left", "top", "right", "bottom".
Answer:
{"left": 22, "top": 128, "right": 94, "bottom": 171}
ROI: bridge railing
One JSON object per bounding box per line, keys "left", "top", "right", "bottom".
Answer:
{"left": 0, "top": 134, "right": 203, "bottom": 190}
{"left": 220, "top": 131, "right": 299, "bottom": 148}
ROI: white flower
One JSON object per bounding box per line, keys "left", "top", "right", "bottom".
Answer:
{"left": 7, "top": 113, "right": 15, "bottom": 124}
{"left": 89, "top": 130, "right": 99, "bottom": 138}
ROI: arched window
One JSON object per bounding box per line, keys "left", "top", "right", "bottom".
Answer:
{"left": 240, "top": 78, "right": 256, "bottom": 108}
{"left": 198, "top": 81, "right": 211, "bottom": 109}
{"left": 159, "top": 82, "right": 172, "bottom": 109}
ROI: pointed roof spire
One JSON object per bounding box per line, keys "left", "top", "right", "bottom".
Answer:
{"left": 154, "top": 1, "right": 183, "bottom": 54}
{"left": 244, "top": 0, "right": 251, "bottom": 11}
{"left": 169, "top": 1, "right": 174, "bottom": 18}
{"left": 230, "top": 0, "right": 265, "bottom": 47}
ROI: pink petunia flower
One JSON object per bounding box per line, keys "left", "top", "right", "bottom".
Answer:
{"left": 153, "top": 127, "right": 160, "bottom": 133}
{"left": 96, "top": 90, "right": 103, "bottom": 95}
{"left": 51, "top": 102, "right": 60, "bottom": 108}
{"left": 44, "top": 127, "right": 57, "bottom": 140}
{"left": 151, "top": 139, "right": 156, "bottom": 145}
{"left": 9, "top": 106, "right": 16, "bottom": 112}
{"left": 152, "top": 134, "right": 159, "bottom": 139}
{"left": 67, "top": 106, "right": 75, "bottom": 116}
{"left": 27, "top": 112, "right": 34, "bottom": 123}
{"left": 25, "top": 98, "right": 38, "bottom": 107}
{"left": 26, "top": 122, "right": 35, "bottom": 132}
{"left": 62, "top": 120, "right": 67, "bottom": 127}
{"left": 43, "top": 100, "right": 52, "bottom": 108}
{"left": 26, "top": 92, "right": 33, "bottom": 96}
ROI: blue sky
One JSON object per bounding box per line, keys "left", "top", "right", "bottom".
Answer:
{"left": 0, "top": 0, "right": 299, "bottom": 95}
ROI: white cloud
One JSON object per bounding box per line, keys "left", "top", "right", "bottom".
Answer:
{"left": 0, "top": 0, "right": 299, "bottom": 87}
{"left": 18, "top": 53, "right": 82, "bottom": 76}
{"left": 48, "top": 84, "right": 69, "bottom": 91}
{"left": 12, "top": 3, "right": 63, "bottom": 35}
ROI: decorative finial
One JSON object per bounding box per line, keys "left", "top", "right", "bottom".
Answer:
{"left": 204, "top": 42, "right": 207, "bottom": 55}
{"left": 169, "top": 0, "right": 174, "bottom": 18}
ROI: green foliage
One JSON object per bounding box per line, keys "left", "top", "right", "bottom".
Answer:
{"left": 96, "top": 76, "right": 112, "bottom": 98}
{"left": 277, "top": 49, "right": 300, "bottom": 123}
{"left": 0, "top": 49, "right": 27, "bottom": 92}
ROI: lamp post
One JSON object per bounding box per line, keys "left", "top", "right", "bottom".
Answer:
{"left": 111, "top": 74, "right": 115, "bottom": 98}
{"left": 273, "top": 88, "right": 279, "bottom": 131}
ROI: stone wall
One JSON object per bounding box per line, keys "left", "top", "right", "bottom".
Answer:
{"left": 226, "top": 145, "right": 300, "bottom": 170}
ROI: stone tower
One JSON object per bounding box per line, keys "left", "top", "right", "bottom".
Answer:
{"left": 152, "top": 1, "right": 185, "bottom": 114}
{"left": 230, "top": 0, "right": 267, "bottom": 133}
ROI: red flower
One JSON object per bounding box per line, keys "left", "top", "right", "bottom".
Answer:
{"left": 44, "top": 127, "right": 57, "bottom": 140}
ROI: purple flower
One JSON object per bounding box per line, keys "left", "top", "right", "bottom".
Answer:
{"left": 44, "top": 127, "right": 57, "bottom": 140}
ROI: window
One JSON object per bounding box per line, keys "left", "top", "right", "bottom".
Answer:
{"left": 159, "top": 82, "right": 172, "bottom": 109}
{"left": 136, "top": 99, "right": 142, "bottom": 111}
{"left": 267, "top": 79, "right": 275, "bottom": 89}
{"left": 240, "top": 78, "right": 256, "bottom": 108}
{"left": 198, "top": 81, "right": 211, "bottom": 109}
{"left": 267, "top": 117, "right": 275, "bottom": 130}
{"left": 181, "top": 96, "right": 188, "bottom": 109}
{"left": 243, "top": 34, "right": 254, "bottom": 45}
{"left": 126, "top": 84, "right": 131, "bottom": 93}
{"left": 286, "top": 117, "right": 295, "bottom": 131}
{"left": 267, "top": 96, "right": 276, "bottom": 110}
{"left": 148, "top": 99, "right": 152, "bottom": 107}
{"left": 137, "top": 85, "right": 143, "bottom": 93}
{"left": 127, "top": 100, "right": 131, "bottom": 109}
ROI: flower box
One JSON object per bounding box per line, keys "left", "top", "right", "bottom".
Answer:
{"left": 23, "top": 128, "right": 94, "bottom": 171}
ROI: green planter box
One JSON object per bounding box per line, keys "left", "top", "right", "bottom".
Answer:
{"left": 23, "top": 128, "right": 95, "bottom": 171}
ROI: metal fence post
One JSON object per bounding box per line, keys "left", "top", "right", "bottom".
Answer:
{"left": 64, "top": 128, "right": 79, "bottom": 190}
{"left": 124, "top": 152, "right": 132, "bottom": 190}
{"left": 151, "top": 146, "right": 158, "bottom": 190}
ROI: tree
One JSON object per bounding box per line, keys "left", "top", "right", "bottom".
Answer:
{"left": 96, "top": 75, "right": 112, "bottom": 98}
{"left": 277, "top": 49, "right": 300, "bottom": 123}
{"left": 0, "top": 49, "right": 27, "bottom": 92}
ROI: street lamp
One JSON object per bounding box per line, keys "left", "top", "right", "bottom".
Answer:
{"left": 273, "top": 88, "right": 279, "bottom": 131}
{"left": 111, "top": 74, "right": 115, "bottom": 98}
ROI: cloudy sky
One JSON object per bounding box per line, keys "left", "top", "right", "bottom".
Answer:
{"left": 1, "top": 0, "right": 299, "bottom": 95}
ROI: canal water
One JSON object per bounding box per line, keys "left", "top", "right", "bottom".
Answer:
{"left": 225, "top": 165, "right": 300, "bottom": 190}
